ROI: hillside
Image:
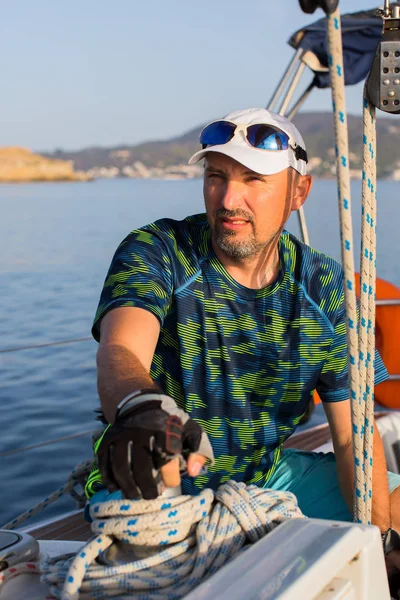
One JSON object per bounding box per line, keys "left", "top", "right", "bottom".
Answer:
{"left": 0, "top": 147, "right": 90, "bottom": 183}
{"left": 44, "top": 112, "right": 400, "bottom": 179}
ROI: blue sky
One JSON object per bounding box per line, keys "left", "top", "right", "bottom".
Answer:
{"left": 1, "top": 0, "right": 379, "bottom": 151}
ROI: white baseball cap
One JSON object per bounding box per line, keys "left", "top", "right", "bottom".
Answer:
{"left": 188, "top": 108, "right": 308, "bottom": 176}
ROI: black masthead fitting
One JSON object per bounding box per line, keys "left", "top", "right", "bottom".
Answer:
{"left": 298, "top": 0, "right": 339, "bottom": 15}
{"left": 366, "top": 3, "right": 400, "bottom": 114}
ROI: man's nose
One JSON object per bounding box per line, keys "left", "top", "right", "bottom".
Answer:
{"left": 220, "top": 180, "right": 244, "bottom": 211}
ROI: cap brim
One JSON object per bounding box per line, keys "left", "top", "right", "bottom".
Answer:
{"left": 188, "top": 144, "right": 306, "bottom": 176}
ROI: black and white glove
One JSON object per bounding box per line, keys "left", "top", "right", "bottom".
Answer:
{"left": 97, "top": 391, "right": 214, "bottom": 500}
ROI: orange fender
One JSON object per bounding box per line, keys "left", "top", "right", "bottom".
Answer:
{"left": 313, "top": 275, "right": 400, "bottom": 409}
{"left": 355, "top": 274, "right": 400, "bottom": 409}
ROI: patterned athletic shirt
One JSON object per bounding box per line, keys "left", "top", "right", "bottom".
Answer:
{"left": 93, "top": 213, "right": 387, "bottom": 495}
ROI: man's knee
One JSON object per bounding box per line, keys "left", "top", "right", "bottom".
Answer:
{"left": 390, "top": 486, "right": 400, "bottom": 531}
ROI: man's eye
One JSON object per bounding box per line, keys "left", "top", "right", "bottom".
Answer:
{"left": 245, "top": 176, "right": 264, "bottom": 183}
{"left": 208, "top": 173, "right": 223, "bottom": 181}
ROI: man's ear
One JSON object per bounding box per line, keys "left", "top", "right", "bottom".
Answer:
{"left": 292, "top": 174, "right": 313, "bottom": 211}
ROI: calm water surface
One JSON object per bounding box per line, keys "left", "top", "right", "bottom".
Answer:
{"left": 0, "top": 178, "right": 399, "bottom": 526}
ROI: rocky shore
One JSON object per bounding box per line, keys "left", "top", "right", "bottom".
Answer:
{"left": 0, "top": 147, "right": 90, "bottom": 183}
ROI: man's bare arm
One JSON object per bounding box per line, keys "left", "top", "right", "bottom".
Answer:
{"left": 324, "top": 399, "right": 391, "bottom": 531}
{"left": 96, "top": 306, "right": 161, "bottom": 423}
{"left": 96, "top": 306, "right": 208, "bottom": 487}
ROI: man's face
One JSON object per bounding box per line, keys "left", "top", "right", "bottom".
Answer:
{"left": 203, "top": 153, "right": 309, "bottom": 261}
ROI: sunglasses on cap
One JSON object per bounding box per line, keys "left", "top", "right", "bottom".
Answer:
{"left": 200, "top": 120, "right": 308, "bottom": 163}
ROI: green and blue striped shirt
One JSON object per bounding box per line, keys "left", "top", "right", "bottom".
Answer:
{"left": 93, "top": 214, "right": 387, "bottom": 494}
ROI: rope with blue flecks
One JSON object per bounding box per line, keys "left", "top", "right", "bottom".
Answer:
{"left": 359, "top": 89, "right": 377, "bottom": 522}
{"left": 327, "top": 9, "right": 377, "bottom": 525}
{"left": 36, "top": 481, "right": 303, "bottom": 599}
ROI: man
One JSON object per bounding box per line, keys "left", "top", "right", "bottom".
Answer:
{"left": 90, "top": 108, "right": 400, "bottom": 574}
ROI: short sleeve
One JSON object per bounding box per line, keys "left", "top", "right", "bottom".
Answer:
{"left": 92, "top": 228, "right": 174, "bottom": 341}
{"left": 316, "top": 308, "right": 388, "bottom": 402}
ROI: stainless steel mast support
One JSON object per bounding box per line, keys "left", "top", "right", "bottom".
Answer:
{"left": 279, "top": 62, "right": 307, "bottom": 116}
{"left": 284, "top": 81, "right": 315, "bottom": 246}
{"left": 287, "top": 81, "right": 315, "bottom": 120}
{"left": 267, "top": 48, "right": 305, "bottom": 112}
{"left": 267, "top": 51, "right": 311, "bottom": 245}
{"left": 296, "top": 203, "right": 310, "bottom": 245}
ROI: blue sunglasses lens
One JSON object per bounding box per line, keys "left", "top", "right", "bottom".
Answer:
{"left": 246, "top": 124, "right": 290, "bottom": 150}
{"left": 200, "top": 121, "right": 237, "bottom": 148}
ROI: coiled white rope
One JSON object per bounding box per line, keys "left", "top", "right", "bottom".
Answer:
{"left": 53, "top": 481, "right": 302, "bottom": 599}
{"left": 327, "top": 9, "right": 377, "bottom": 524}
{"left": 0, "top": 481, "right": 303, "bottom": 600}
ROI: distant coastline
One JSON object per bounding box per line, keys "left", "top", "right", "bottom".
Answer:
{"left": 1, "top": 152, "right": 399, "bottom": 182}
{"left": 0, "top": 147, "right": 90, "bottom": 183}
{"left": 3, "top": 111, "right": 400, "bottom": 183}
{"left": 43, "top": 111, "right": 400, "bottom": 182}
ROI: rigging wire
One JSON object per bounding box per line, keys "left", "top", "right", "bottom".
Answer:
{"left": 0, "top": 429, "right": 96, "bottom": 458}
{"left": 0, "top": 336, "right": 93, "bottom": 354}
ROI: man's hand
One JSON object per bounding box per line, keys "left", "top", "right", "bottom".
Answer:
{"left": 160, "top": 453, "right": 208, "bottom": 488}
{"left": 97, "top": 393, "right": 214, "bottom": 499}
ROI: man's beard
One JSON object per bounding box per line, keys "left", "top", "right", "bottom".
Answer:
{"left": 213, "top": 209, "right": 264, "bottom": 259}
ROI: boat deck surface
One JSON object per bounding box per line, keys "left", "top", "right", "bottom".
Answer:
{"left": 29, "top": 422, "right": 333, "bottom": 542}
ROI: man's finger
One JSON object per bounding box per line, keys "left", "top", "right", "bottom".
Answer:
{"left": 187, "top": 453, "right": 207, "bottom": 477}
{"left": 160, "top": 456, "right": 181, "bottom": 487}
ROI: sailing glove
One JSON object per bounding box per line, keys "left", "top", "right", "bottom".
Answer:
{"left": 97, "top": 392, "right": 214, "bottom": 500}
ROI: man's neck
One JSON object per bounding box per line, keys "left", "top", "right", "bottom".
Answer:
{"left": 211, "top": 238, "right": 281, "bottom": 290}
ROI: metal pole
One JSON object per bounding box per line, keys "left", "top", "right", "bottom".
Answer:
{"left": 279, "top": 62, "right": 307, "bottom": 116}
{"left": 376, "top": 299, "right": 400, "bottom": 306}
{"left": 267, "top": 48, "right": 305, "bottom": 111}
{"left": 296, "top": 204, "right": 310, "bottom": 245}
{"left": 279, "top": 80, "right": 312, "bottom": 246}
{"left": 287, "top": 81, "right": 315, "bottom": 121}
